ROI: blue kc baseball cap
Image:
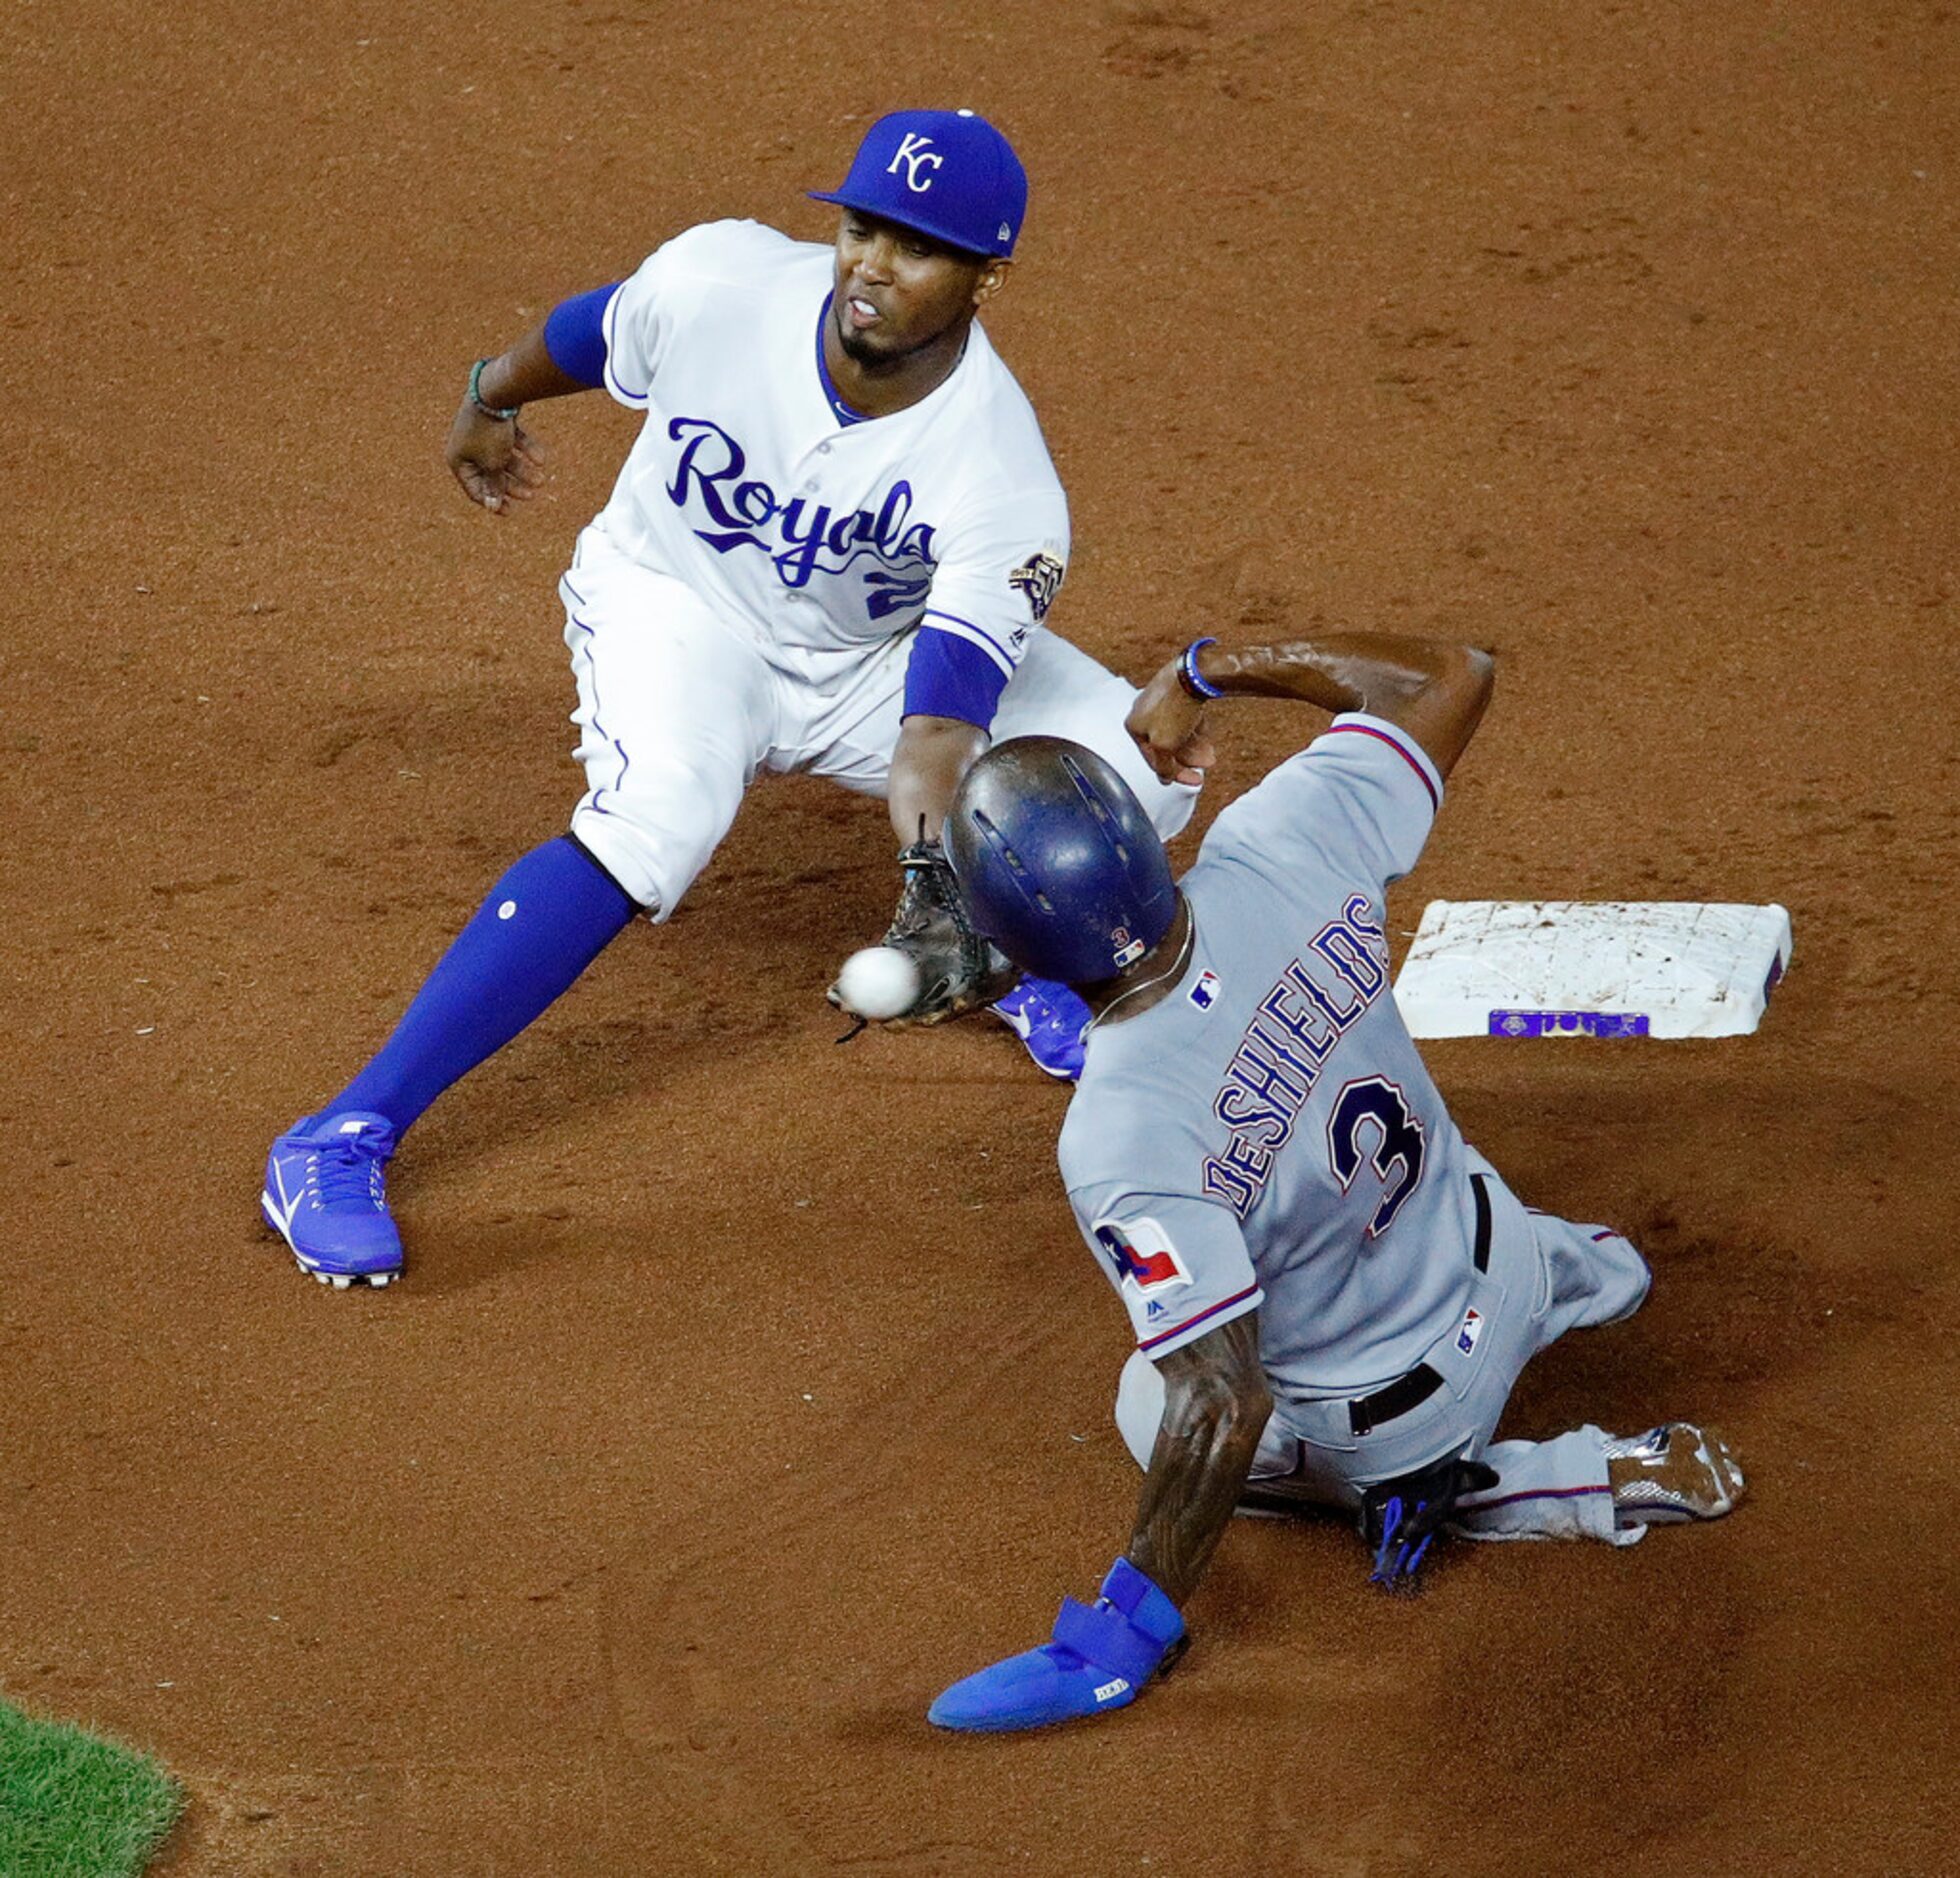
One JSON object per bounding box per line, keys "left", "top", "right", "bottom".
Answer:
{"left": 809, "top": 108, "right": 1028, "bottom": 259}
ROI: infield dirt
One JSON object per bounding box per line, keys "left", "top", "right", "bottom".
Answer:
{"left": 4, "top": 2, "right": 1955, "bottom": 1872}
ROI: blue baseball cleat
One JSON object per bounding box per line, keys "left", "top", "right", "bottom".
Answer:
{"left": 990, "top": 975, "right": 1089, "bottom": 1081}
{"left": 929, "top": 1558, "right": 1185, "bottom": 1733}
{"left": 260, "top": 1111, "right": 404, "bottom": 1288}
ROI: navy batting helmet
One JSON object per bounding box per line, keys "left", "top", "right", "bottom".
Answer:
{"left": 944, "top": 737, "right": 1176, "bottom": 984}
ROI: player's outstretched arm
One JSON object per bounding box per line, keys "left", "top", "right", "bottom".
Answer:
{"left": 445, "top": 327, "right": 592, "bottom": 515}
{"left": 1128, "top": 632, "right": 1495, "bottom": 785}
{"left": 886, "top": 713, "right": 990, "bottom": 847}
{"left": 927, "top": 1313, "right": 1269, "bottom": 1734}
{"left": 1124, "top": 1311, "right": 1272, "bottom": 1605}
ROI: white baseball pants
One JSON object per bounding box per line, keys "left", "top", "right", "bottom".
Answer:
{"left": 556, "top": 525, "right": 1199, "bottom": 916}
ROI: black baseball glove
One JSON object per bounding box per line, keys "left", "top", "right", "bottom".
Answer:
{"left": 881, "top": 836, "right": 1018, "bottom": 1024}
{"left": 1361, "top": 1453, "right": 1501, "bottom": 1590}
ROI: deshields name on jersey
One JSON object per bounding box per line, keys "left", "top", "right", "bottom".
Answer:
{"left": 1202, "top": 893, "right": 1390, "bottom": 1218}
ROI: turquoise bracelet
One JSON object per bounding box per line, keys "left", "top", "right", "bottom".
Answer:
{"left": 467, "top": 357, "right": 521, "bottom": 422}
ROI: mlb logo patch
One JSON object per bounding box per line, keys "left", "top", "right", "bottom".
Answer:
{"left": 1189, "top": 970, "right": 1221, "bottom": 1011}
{"left": 1456, "top": 1307, "right": 1484, "bottom": 1356}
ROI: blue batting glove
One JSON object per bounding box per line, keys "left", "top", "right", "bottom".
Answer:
{"left": 928, "top": 1557, "right": 1186, "bottom": 1733}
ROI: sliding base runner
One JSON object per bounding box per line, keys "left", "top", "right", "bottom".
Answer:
{"left": 925, "top": 631, "right": 1749, "bottom": 1732}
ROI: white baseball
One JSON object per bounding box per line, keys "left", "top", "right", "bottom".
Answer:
{"left": 836, "top": 946, "right": 921, "bottom": 1021}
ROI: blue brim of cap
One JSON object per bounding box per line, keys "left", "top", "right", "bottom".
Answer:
{"left": 806, "top": 190, "right": 1003, "bottom": 259}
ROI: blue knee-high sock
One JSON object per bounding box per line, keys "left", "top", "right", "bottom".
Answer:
{"left": 324, "top": 836, "right": 638, "bottom": 1134}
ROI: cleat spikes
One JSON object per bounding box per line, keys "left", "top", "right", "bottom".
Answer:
{"left": 300, "top": 1262, "right": 397, "bottom": 1290}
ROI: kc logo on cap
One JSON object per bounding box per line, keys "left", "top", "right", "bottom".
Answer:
{"left": 887, "top": 133, "right": 944, "bottom": 192}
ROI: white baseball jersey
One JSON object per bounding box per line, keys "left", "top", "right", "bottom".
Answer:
{"left": 593, "top": 219, "right": 1068, "bottom": 681}
{"left": 1058, "top": 715, "right": 1487, "bottom": 1401}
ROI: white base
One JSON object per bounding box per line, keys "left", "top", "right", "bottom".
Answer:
{"left": 1392, "top": 901, "right": 1793, "bottom": 1039}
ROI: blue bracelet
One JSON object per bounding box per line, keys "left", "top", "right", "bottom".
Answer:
{"left": 1178, "top": 636, "right": 1223, "bottom": 701}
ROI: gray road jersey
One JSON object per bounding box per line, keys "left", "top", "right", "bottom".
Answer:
{"left": 1058, "top": 713, "right": 1484, "bottom": 1401}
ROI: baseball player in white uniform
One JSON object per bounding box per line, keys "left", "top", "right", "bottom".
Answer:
{"left": 927, "top": 629, "right": 1747, "bottom": 1732}
{"left": 260, "top": 109, "right": 1197, "bottom": 1287}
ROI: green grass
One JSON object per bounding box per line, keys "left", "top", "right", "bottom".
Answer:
{"left": 0, "top": 1694, "right": 183, "bottom": 1877}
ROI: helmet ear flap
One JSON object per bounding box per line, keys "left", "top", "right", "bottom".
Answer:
{"left": 946, "top": 737, "right": 1175, "bottom": 983}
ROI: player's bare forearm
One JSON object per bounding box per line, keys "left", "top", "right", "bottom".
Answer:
{"left": 473, "top": 328, "right": 594, "bottom": 412}
{"left": 447, "top": 328, "right": 593, "bottom": 515}
{"left": 1125, "top": 1313, "right": 1272, "bottom": 1608}
{"left": 888, "top": 714, "right": 989, "bottom": 845}
{"left": 1129, "top": 632, "right": 1495, "bottom": 782}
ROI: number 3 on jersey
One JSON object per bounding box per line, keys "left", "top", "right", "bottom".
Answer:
{"left": 1326, "top": 1076, "right": 1426, "bottom": 1238}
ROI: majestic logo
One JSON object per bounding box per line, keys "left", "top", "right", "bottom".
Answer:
{"left": 664, "top": 416, "right": 936, "bottom": 619}
{"left": 1008, "top": 550, "right": 1065, "bottom": 624}
{"left": 887, "top": 133, "right": 943, "bottom": 192}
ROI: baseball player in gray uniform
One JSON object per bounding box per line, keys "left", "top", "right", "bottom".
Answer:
{"left": 926, "top": 629, "right": 1747, "bottom": 1732}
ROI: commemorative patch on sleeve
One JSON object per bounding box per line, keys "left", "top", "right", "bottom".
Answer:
{"left": 1008, "top": 551, "right": 1065, "bottom": 623}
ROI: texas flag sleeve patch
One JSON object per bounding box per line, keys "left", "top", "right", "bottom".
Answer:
{"left": 1089, "top": 1215, "right": 1270, "bottom": 1356}
{"left": 1092, "top": 1217, "right": 1192, "bottom": 1297}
